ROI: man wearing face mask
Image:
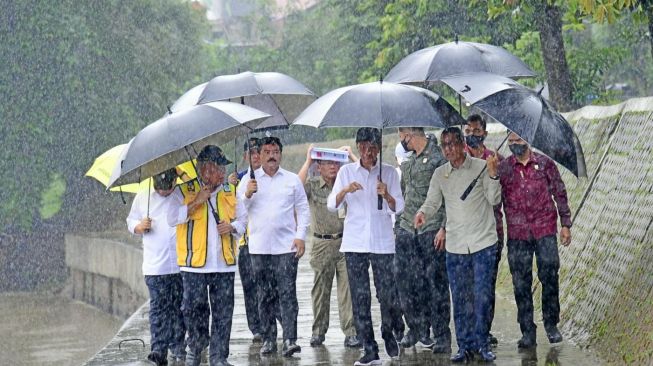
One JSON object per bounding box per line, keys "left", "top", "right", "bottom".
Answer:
{"left": 394, "top": 127, "right": 451, "bottom": 354}
{"left": 463, "top": 114, "right": 504, "bottom": 346}
{"left": 498, "top": 131, "right": 572, "bottom": 349}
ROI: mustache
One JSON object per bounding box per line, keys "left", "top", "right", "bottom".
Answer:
{"left": 267, "top": 158, "right": 277, "bottom": 162}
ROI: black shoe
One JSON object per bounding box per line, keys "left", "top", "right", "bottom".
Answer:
{"left": 477, "top": 347, "right": 496, "bottom": 362}
{"left": 546, "top": 327, "right": 563, "bottom": 343}
{"left": 488, "top": 333, "right": 498, "bottom": 346}
{"left": 260, "top": 340, "right": 277, "bottom": 355}
{"left": 450, "top": 349, "right": 473, "bottom": 363}
{"left": 252, "top": 333, "right": 263, "bottom": 343}
{"left": 517, "top": 335, "right": 537, "bottom": 349}
{"left": 417, "top": 336, "right": 435, "bottom": 349}
{"left": 282, "top": 340, "right": 301, "bottom": 357}
{"left": 310, "top": 334, "right": 325, "bottom": 346}
{"left": 399, "top": 330, "right": 417, "bottom": 348}
{"left": 385, "top": 335, "right": 400, "bottom": 360}
{"left": 147, "top": 351, "right": 168, "bottom": 366}
{"left": 354, "top": 352, "right": 382, "bottom": 366}
{"left": 432, "top": 337, "right": 452, "bottom": 354}
{"left": 344, "top": 335, "right": 362, "bottom": 348}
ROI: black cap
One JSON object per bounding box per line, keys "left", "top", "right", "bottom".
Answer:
{"left": 153, "top": 168, "right": 177, "bottom": 190}
{"left": 355, "top": 127, "right": 382, "bottom": 145}
{"left": 243, "top": 137, "right": 260, "bottom": 152}
{"left": 197, "top": 145, "right": 232, "bottom": 166}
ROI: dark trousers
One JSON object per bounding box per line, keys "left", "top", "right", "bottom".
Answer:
{"left": 446, "top": 244, "right": 497, "bottom": 351}
{"left": 394, "top": 228, "right": 451, "bottom": 341}
{"left": 144, "top": 273, "right": 185, "bottom": 356}
{"left": 238, "top": 245, "right": 262, "bottom": 335}
{"left": 345, "top": 252, "right": 403, "bottom": 356}
{"left": 250, "top": 253, "right": 298, "bottom": 342}
{"left": 507, "top": 235, "right": 560, "bottom": 337}
{"left": 181, "top": 271, "right": 234, "bottom": 361}
{"left": 487, "top": 238, "right": 503, "bottom": 333}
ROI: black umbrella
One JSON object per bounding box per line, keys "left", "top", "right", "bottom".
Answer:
{"left": 441, "top": 72, "right": 587, "bottom": 178}
{"left": 385, "top": 39, "right": 536, "bottom": 84}
{"left": 168, "top": 82, "right": 207, "bottom": 114}
{"left": 108, "top": 101, "right": 270, "bottom": 188}
{"left": 294, "top": 80, "right": 464, "bottom": 208}
{"left": 385, "top": 38, "right": 537, "bottom": 113}
{"left": 197, "top": 71, "right": 317, "bottom": 130}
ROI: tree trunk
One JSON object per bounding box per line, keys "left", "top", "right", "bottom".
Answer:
{"left": 535, "top": 1, "right": 577, "bottom": 111}
{"left": 647, "top": 2, "right": 653, "bottom": 62}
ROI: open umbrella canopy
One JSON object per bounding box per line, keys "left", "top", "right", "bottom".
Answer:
{"left": 441, "top": 72, "right": 587, "bottom": 177}
{"left": 385, "top": 40, "right": 537, "bottom": 84}
{"left": 168, "top": 82, "right": 207, "bottom": 114}
{"left": 194, "top": 71, "right": 317, "bottom": 130}
{"left": 108, "top": 101, "right": 270, "bottom": 188}
{"left": 293, "top": 81, "right": 464, "bottom": 129}
{"left": 85, "top": 144, "right": 196, "bottom": 193}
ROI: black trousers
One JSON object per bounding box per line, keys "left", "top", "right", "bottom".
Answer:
{"left": 487, "top": 238, "right": 503, "bottom": 333}
{"left": 507, "top": 235, "right": 560, "bottom": 337}
{"left": 238, "top": 245, "right": 261, "bottom": 335}
{"left": 144, "top": 273, "right": 185, "bottom": 356}
{"left": 345, "top": 252, "right": 403, "bottom": 355}
{"left": 394, "top": 228, "right": 451, "bottom": 341}
{"left": 181, "top": 271, "right": 234, "bottom": 361}
{"left": 250, "top": 253, "right": 299, "bottom": 342}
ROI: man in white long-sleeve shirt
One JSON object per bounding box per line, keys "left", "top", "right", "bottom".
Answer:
{"left": 327, "top": 127, "right": 405, "bottom": 366}
{"left": 127, "top": 168, "right": 185, "bottom": 366}
{"left": 237, "top": 136, "right": 310, "bottom": 357}
{"left": 167, "top": 145, "right": 246, "bottom": 366}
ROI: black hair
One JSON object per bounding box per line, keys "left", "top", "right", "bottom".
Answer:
{"left": 466, "top": 114, "right": 487, "bottom": 131}
{"left": 259, "top": 136, "right": 283, "bottom": 152}
{"left": 244, "top": 137, "right": 260, "bottom": 152}
{"left": 441, "top": 126, "right": 464, "bottom": 144}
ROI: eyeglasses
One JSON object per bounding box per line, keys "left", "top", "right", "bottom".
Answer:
{"left": 358, "top": 142, "right": 380, "bottom": 152}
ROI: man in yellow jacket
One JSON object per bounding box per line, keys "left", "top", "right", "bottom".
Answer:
{"left": 167, "top": 145, "right": 246, "bottom": 366}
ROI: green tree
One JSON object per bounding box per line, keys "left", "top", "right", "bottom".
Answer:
{"left": 0, "top": 0, "right": 210, "bottom": 234}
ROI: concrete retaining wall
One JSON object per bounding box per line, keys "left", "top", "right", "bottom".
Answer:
{"left": 555, "top": 97, "right": 653, "bottom": 364}
{"left": 65, "top": 234, "right": 147, "bottom": 319}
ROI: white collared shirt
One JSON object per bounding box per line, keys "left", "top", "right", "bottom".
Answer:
{"left": 327, "top": 161, "right": 404, "bottom": 254}
{"left": 127, "top": 190, "right": 179, "bottom": 276}
{"left": 167, "top": 185, "right": 247, "bottom": 273}
{"left": 237, "top": 167, "right": 310, "bottom": 255}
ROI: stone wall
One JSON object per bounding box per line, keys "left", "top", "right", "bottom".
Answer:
{"left": 65, "top": 234, "right": 147, "bottom": 319}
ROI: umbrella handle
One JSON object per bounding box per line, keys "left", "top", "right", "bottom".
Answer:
{"left": 460, "top": 174, "right": 481, "bottom": 201}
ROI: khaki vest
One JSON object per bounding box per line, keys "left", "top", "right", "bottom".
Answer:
{"left": 176, "top": 180, "right": 237, "bottom": 268}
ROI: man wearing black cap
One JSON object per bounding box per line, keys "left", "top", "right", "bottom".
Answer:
{"left": 167, "top": 145, "right": 246, "bottom": 366}
{"left": 237, "top": 136, "right": 310, "bottom": 357}
{"left": 327, "top": 127, "right": 405, "bottom": 366}
{"left": 127, "top": 168, "right": 185, "bottom": 366}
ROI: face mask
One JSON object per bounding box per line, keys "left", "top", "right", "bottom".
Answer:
{"left": 465, "top": 135, "right": 485, "bottom": 149}
{"left": 400, "top": 136, "right": 414, "bottom": 152}
{"left": 509, "top": 143, "right": 528, "bottom": 156}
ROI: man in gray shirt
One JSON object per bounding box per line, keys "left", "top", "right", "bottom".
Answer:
{"left": 414, "top": 127, "right": 500, "bottom": 363}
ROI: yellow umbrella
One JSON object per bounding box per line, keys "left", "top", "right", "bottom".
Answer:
{"left": 85, "top": 144, "right": 196, "bottom": 193}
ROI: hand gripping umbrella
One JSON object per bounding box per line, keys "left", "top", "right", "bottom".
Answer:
{"left": 294, "top": 79, "right": 464, "bottom": 209}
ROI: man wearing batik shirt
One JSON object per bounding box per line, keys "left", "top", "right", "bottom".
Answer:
{"left": 498, "top": 131, "right": 572, "bottom": 349}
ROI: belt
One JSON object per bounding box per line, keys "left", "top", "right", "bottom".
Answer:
{"left": 313, "top": 232, "right": 343, "bottom": 240}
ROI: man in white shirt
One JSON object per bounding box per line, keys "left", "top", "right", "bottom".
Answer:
{"left": 167, "top": 145, "right": 246, "bottom": 366}
{"left": 327, "top": 128, "right": 405, "bottom": 366}
{"left": 127, "top": 168, "right": 185, "bottom": 366}
{"left": 237, "top": 136, "right": 310, "bottom": 357}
